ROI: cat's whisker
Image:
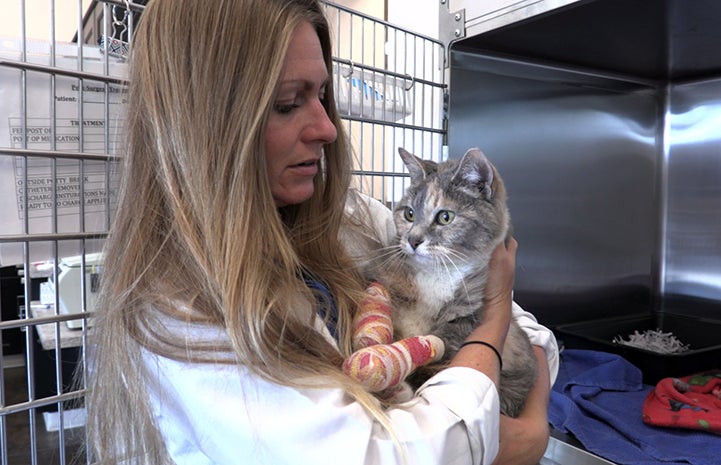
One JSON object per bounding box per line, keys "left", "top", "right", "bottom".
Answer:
{"left": 435, "top": 254, "right": 453, "bottom": 281}
{"left": 457, "top": 276, "right": 473, "bottom": 307}
{"left": 442, "top": 254, "right": 473, "bottom": 303}
{"left": 373, "top": 247, "right": 406, "bottom": 276}
{"left": 373, "top": 245, "right": 402, "bottom": 261}
{"left": 445, "top": 249, "right": 471, "bottom": 266}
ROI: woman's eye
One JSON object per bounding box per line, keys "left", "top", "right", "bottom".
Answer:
{"left": 403, "top": 207, "right": 414, "bottom": 222}
{"left": 274, "top": 102, "right": 300, "bottom": 114}
{"left": 436, "top": 210, "right": 455, "bottom": 225}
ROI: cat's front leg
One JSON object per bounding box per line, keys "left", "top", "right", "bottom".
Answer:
{"left": 343, "top": 334, "right": 445, "bottom": 392}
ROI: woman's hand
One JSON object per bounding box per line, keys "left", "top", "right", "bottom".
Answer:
{"left": 492, "top": 345, "right": 552, "bottom": 465}
{"left": 483, "top": 237, "right": 517, "bottom": 310}
{"left": 450, "top": 239, "right": 517, "bottom": 383}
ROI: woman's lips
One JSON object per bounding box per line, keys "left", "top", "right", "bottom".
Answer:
{"left": 289, "top": 159, "right": 319, "bottom": 176}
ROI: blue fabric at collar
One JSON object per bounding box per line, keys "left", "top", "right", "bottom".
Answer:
{"left": 304, "top": 278, "right": 339, "bottom": 341}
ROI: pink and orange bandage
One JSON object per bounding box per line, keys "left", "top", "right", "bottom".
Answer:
{"left": 343, "top": 281, "right": 444, "bottom": 393}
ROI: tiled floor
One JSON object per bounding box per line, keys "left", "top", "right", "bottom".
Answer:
{"left": 2, "top": 365, "right": 86, "bottom": 465}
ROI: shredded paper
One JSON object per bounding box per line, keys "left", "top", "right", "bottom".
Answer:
{"left": 613, "top": 329, "right": 691, "bottom": 354}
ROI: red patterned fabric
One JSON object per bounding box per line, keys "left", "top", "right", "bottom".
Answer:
{"left": 642, "top": 370, "right": 721, "bottom": 434}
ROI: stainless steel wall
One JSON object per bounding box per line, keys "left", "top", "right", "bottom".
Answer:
{"left": 664, "top": 78, "right": 721, "bottom": 316}
{"left": 447, "top": 50, "right": 721, "bottom": 325}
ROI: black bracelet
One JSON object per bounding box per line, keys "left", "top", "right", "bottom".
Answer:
{"left": 459, "top": 340, "right": 503, "bottom": 371}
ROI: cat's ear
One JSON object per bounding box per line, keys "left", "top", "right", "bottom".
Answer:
{"left": 454, "top": 147, "right": 494, "bottom": 199}
{"left": 398, "top": 147, "right": 429, "bottom": 183}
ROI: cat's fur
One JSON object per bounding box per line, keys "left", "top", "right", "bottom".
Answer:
{"left": 370, "top": 147, "right": 537, "bottom": 417}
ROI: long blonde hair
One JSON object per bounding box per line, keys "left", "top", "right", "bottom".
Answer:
{"left": 86, "top": 0, "right": 389, "bottom": 462}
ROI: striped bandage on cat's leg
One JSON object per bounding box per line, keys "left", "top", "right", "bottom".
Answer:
{"left": 344, "top": 336, "right": 445, "bottom": 393}
{"left": 343, "top": 281, "right": 445, "bottom": 393}
{"left": 350, "top": 281, "right": 395, "bottom": 349}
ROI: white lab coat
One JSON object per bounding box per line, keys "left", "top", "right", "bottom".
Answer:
{"left": 143, "top": 193, "right": 560, "bottom": 465}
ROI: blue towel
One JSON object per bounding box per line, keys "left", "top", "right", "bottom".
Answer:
{"left": 549, "top": 349, "right": 721, "bottom": 465}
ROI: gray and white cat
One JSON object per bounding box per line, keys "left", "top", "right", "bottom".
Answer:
{"left": 373, "top": 147, "right": 537, "bottom": 417}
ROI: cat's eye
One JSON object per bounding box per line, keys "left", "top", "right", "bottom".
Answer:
{"left": 403, "top": 207, "right": 415, "bottom": 222}
{"left": 436, "top": 210, "right": 455, "bottom": 225}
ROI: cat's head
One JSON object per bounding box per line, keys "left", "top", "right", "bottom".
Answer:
{"left": 393, "top": 147, "right": 510, "bottom": 267}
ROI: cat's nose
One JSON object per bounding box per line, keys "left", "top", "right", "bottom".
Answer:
{"left": 409, "top": 237, "right": 424, "bottom": 250}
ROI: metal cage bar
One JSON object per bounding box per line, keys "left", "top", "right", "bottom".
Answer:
{"left": 0, "top": 1, "right": 446, "bottom": 464}
{"left": 1, "top": 2, "right": 132, "bottom": 463}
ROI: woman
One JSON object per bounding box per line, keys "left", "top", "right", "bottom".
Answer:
{"left": 86, "top": 0, "right": 559, "bottom": 464}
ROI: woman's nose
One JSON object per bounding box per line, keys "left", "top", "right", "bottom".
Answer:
{"left": 308, "top": 99, "right": 337, "bottom": 144}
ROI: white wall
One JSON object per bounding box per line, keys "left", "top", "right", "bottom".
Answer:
{"left": 387, "top": 0, "right": 439, "bottom": 39}
{"left": 336, "top": 0, "right": 385, "bottom": 19}
{"left": 3, "top": 0, "right": 93, "bottom": 42}
{"left": 337, "top": 0, "right": 439, "bottom": 39}
{"left": 3, "top": 1, "right": 438, "bottom": 42}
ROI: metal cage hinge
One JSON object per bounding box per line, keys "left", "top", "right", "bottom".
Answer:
{"left": 438, "top": 0, "right": 465, "bottom": 68}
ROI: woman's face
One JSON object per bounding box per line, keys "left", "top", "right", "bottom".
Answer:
{"left": 265, "top": 21, "right": 338, "bottom": 207}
